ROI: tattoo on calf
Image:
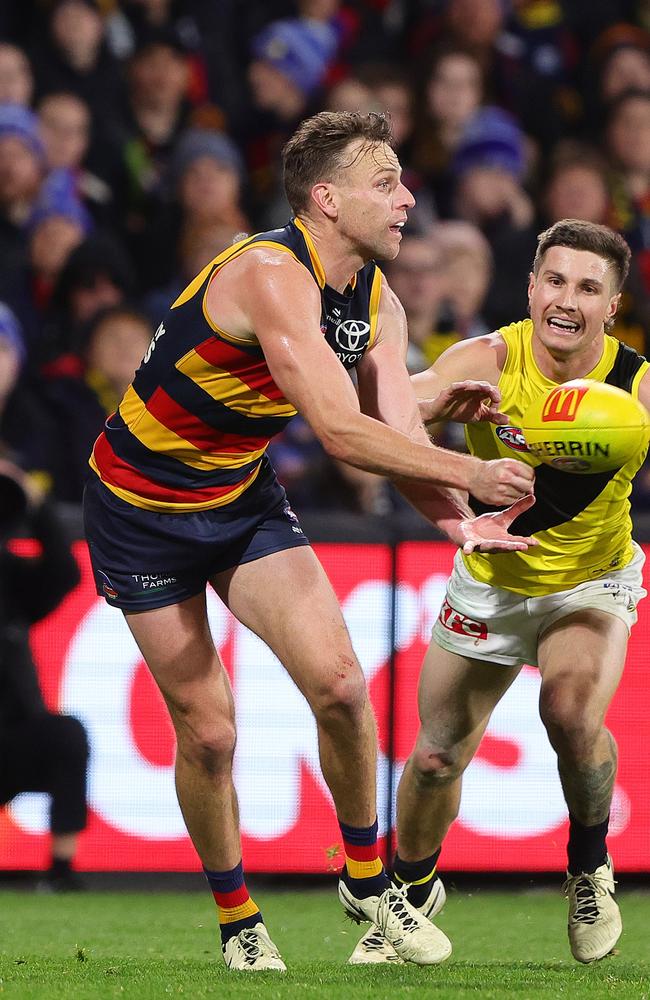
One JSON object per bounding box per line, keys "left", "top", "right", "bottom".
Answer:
{"left": 558, "top": 732, "right": 617, "bottom": 825}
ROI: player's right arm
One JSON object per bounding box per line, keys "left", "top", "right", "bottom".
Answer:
{"left": 206, "top": 251, "right": 526, "bottom": 503}
{"left": 411, "top": 333, "right": 508, "bottom": 429}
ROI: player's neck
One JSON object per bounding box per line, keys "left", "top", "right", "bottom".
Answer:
{"left": 532, "top": 335, "right": 605, "bottom": 384}
{"left": 297, "top": 215, "right": 365, "bottom": 293}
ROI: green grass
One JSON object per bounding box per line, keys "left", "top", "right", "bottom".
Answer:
{"left": 0, "top": 885, "right": 648, "bottom": 999}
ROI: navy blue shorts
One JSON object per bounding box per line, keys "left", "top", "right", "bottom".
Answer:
{"left": 83, "top": 459, "right": 310, "bottom": 611}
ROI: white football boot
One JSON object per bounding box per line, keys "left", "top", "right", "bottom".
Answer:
{"left": 222, "top": 923, "right": 287, "bottom": 971}
{"left": 348, "top": 876, "right": 447, "bottom": 965}
{"left": 339, "top": 878, "right": 451, "bottom": 966}
{"left": 564, "top": 856, "right": 622, "bottom": 963}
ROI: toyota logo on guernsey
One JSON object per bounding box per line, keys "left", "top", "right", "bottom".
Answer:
{"left": 335, "top": 319, "right": 370, "bottom": 352}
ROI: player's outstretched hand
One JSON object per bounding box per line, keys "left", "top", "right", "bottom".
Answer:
{"left": 454, "top": 494, "right": 539, "bottom": 554}
{"left": 469, "top": 458, "right": 535, "bottom": 506}
{"left": 419, "top": 381, "right": 509, "bottom": 426}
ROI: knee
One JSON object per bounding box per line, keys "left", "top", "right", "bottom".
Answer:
{"left": 173, "top": 704, "right": 237, "bottom": 778}
{"left": 539, "top": 680, "right": 605, "bottom": 758}
{"left": 180, "top": 721, "right": 237, "bottom": 777}
{"left": 310, "top": 659, "right": 368, "bottom": 727}
{"left": 409, "top": 740, "right": 465, "bottom": 787}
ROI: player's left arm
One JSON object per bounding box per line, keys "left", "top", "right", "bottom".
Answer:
{"left": 356, "top": 278, "right": 536, "bottom": 552}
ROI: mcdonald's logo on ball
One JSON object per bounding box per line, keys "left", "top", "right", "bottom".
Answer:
{"left": 541, "top": 385, "right": 589, "bottom": 423}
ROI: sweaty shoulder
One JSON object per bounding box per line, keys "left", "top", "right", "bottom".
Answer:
{"left": 205, "top": 246, "right": 320, "bottom": 341}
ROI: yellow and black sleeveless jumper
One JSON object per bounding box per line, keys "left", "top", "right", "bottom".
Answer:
{"left": 464, "top": 320, "right": 649, "bottom": 595}
{"left": 89, "top": 219, "right": 382, "bottom": 512}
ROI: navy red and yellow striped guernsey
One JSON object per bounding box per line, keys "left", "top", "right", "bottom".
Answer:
{"left": 89, "top": 219, "right": 383, "bottom": 512}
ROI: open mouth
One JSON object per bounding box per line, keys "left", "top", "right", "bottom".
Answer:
{"left": 547, "top": 316, "right": 580, "bottom": 333}
{"left": 389, "top": 222, "right": 405, "bottom": 235}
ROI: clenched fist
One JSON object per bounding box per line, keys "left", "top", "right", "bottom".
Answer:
{"left": 469, "top": 458, "right": 535, "bottom": 507}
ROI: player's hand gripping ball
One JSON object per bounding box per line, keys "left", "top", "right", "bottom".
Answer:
{"left": 521, "top": 379, "right": 650, "bottom": 473}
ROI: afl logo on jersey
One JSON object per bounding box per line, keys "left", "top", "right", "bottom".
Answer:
{"left": 496, "top": 425, "right": 530, "bottom": 452}
{"left": 335, "top": 319, "right": 370, "bottom": 351}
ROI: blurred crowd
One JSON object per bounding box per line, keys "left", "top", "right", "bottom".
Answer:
{"left": 2, "top": 0, "right": 650, "bottom": 515}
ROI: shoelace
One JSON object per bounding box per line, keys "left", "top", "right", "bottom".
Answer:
{"left": 376, "top": 888, "right": 420, "bottom": 936}
{"left": 236, "top": 928, "right": 279, "bottom": 963}
{"left": 562, "top": 872, "right": 612, "bottom": 925}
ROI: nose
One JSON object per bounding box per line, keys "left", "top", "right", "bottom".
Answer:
{"left": 558, "top": 285, "right": 578, "bottom": 310}
{"left": 396, "top": 181, "right": 416, "bottom": 210}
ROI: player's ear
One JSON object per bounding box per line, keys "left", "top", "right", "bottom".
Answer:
{"left": 526, "top": 271, "right": 535, "bottom": 311}
{"left": 311, "top": 182, "right": 338, "bottom": 220}
{"left": 605, "top": 291, "right": 621, "bottom": 326}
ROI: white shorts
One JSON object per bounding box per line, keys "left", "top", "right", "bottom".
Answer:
{"left": 431, "top": 542, "right": 647, "bottom": 668}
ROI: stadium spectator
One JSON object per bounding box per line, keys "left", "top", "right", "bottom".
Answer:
{"left": 604, "top": 88, "right": 650, "bottom": 294}
{"left": 245, "top": 16, "right": 339, "bottom": 226}
{"left": 30, "top": 0, "right": 123, "bottom": 125}
{"left": 112, "top": 26, "right": 206, "bottom": 286}
{"left": 325, "top": 74, "right": 374, "bottom": 114}
{"left": 436, "top": 220, "right": 493, "bottom": 342}
{"left": 37, "top": 92, "right": 112, "bottom": 223}
{"left": 138, "top": 127, "right": 248, "bottom": 292}
{"left": 583, "top": 22, "right": 650, "bottom": 138}
{"left": 41, "top": 305, "right": 153, "bottom": 502}
{"left": 383, "top": 232, "right": 455, "bottom": 374}
{"left": 0, "top": 168, "right": 93, "bottom": 364}
{"left": 46, "top": 233, "right": 133, "bottom": 364}
{"left": 0, "top": 103, "right": 47, "bottom": 276}
{"left": 0, "top": 304, "right": 55, "bottom": 503}
{"left": 451, "top": 105, "right": 537, "bottom": 329}
{"left": 0, "top": 457, "right": 86, "bottom": 892}
{"left": 0, "top": 42, "right": 33, "bottom": 106}
{"left": 409, "top": 43, "right": 485, "bottom": 218}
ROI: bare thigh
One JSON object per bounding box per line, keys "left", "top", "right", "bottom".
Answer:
{"left": 211, "top": 546, "right": 364, "bottom": 703}
{"left": 415, "top": 639, "right": 521, "bottom": 762}
{"left": 537, "top": 609, "right": 629, "bottom": 724}
{"left": 124, "top": 591, "right": 235, "bottom": 729}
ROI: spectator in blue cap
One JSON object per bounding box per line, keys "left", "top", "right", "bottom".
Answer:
{"left": 452, "top": 105, "right": 527, "bottom": 181}
{"left": 245, "top": 18, "right": 338, "bottom": 229}
{"left": 452, "top": 106, "right": 533, "bottom": 228}
{"left": 0, "top": 170, "right": 93, "bottom": 365}
{"left": 0, "top": 103, "right": 48, "bottom": 277}
{"left": 249, "top": 17, "right": 338, "bottom": 122}
{"left": 451, "top": 106, "right": 537, "bottom": 331}
{"left": 0, "top": 103, "right": 46, "bottom": 165}
{"left": 27, "top": 169, "right": 93, "bottom": 325}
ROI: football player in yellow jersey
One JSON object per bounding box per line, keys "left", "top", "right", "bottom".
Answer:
{"left": 84, "top": 110, "right": 538, "bottom": 972}
{"left": 350, "top": 219, "right": 649, "bottom": 967}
